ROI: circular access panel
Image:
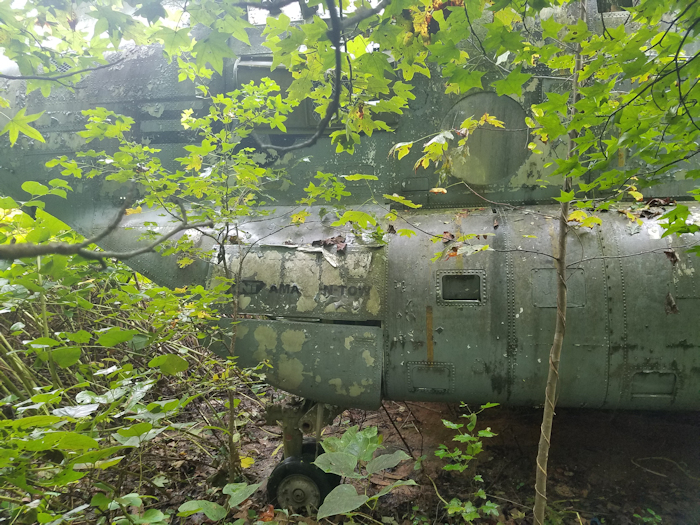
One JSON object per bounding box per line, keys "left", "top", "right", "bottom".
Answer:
{"left": 440, "top": 92, "right": 529, "bottom": 186}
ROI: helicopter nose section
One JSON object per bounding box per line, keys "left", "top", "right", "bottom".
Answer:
{"left": 210, "top": 319, "right": 383, "bottom": 410}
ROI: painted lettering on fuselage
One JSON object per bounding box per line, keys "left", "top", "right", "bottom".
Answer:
{"left": 322, "top": 285, "right": 370, "bottom": 297}
{"left": 269, "top": 284, "right": 301, "bottom": 294}
{"left": 238, "top": 280, "right": 371, "bottom": 297}
{"left": 239, "top": 280, "right": 266, "bottom": 294}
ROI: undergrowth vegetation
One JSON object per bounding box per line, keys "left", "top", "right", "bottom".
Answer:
{"left": 0, "top": 242, "right": 269, "bottom": 524}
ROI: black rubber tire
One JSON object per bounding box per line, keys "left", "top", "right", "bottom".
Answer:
{"left": 267, "top": 454, "right": 341, "bottom": 511}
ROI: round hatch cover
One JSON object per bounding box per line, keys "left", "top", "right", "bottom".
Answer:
{"left": 440, "top": 92, "right": 529, "bottom": 186}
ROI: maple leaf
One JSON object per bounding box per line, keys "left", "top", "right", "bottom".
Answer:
{"left": 444, "top": 65, "right": 484, "bottom": 94}
{"left": 492, "top": 66, "right": 532, "bottom": 98}
{"left": 193, "top": 30, "right": 235, "bottom": 75}
{"left": 1, "top": 108, "right": 45, "bottom": 146}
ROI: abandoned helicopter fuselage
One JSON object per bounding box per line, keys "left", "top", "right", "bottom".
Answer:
{"left": 1, "top": 0, "right": 699, "bottom": 508}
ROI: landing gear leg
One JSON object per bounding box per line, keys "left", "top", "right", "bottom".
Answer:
{"left": 265, "top": 400, "right": 341, "bottom": 511}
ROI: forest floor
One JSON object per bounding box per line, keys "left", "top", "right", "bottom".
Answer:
{"left": 234, "top": 401, "right": 700, "bottom": 525}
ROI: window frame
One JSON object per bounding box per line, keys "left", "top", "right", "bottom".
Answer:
{"left": 436, "top": 269, "right": 486, "bottom": 306}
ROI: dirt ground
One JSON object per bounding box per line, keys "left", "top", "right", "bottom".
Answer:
{"left": 241, "top": 402, "right": 700, "bottom": 524}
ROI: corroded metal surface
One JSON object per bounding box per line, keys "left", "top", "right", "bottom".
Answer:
{"left": 210, "top": 319, "right": 383, "bottom": 410}
{"left": 384, "top": 205, "right": 700, "bottom": 410}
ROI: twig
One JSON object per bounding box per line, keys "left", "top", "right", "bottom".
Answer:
{"left": 0, "top": 57, "right": 125, "bottom": 82}
{"left": 461, "top": 181, "right": 518, "bottom": 208}
{"left": 252, "top": 0, "right": 343, "bottom": 154}
{"left": 567, "top": 241, "right": 700, "bottom": 267}
{"left": 342, "top": 0, "right": 390, "bottom": 30}
{"left": 382, "top": 402, "right": 414, "bottom": 457}
{"left": 633, "top": 457, "right": 700, "bottom": 481}
{"left": 0, "top": 195, "right": 213, "bottom": 265}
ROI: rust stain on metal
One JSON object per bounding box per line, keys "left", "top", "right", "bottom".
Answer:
{"left": 426, "top": 305, "right": 434, "bottom": 364}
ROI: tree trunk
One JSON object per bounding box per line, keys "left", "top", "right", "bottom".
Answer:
{"left": 533, "top": 2, "right": 583, "bottom": 522}
{"left": 532, "top": 191, "right": 570, "bottom": 524}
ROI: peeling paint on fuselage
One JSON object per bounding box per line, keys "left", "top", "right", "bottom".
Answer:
{"left": 277, "top": 354, "right": 304, "bottom": 389}
{"left": 289, "top": 254, "right": 320, "bottom": 312}
{"left": 329, "top": 378, "right": 346, "bottom": 395}
{"left": 254, "top": 325, "right": 277, "bottom": 361}
{"left": 348, "top": 383, "right": 365, "bottom": 396}
{"left": 367, "top": 287, "right": 381, "bottom": 315}
{"left": 281, "top": 329, "right": 306, "bottom": 353}
{"left": 239, "top": 296, "right": 251, "bottom": 309}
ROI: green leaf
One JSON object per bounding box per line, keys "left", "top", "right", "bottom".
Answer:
{"left": 553, "top": 190, "right": 575, "bottom": 203}
{"left": 314, "top": 452, "right": 363, "bottom": 478}
{"left": 52, "top": 346, "right": 81, "bottom": 368}
{"left": 383, "top": 193, "right": 422, "bottom": 209}
{"left": 331, "top": 211, "right": 377, "bottom": 229}
{"left": 118, "top": 422, "right": 153, "bottom": 438}
{"left": 91, "top": 493, "right": 111, "bottom": 510}
{"left": 354, "top": 51, "right": 394, "bottom": 80}
{"left": 444, "top": 66, "right": 484, "bottom": 94}
{"left": 375, "top": 479, "right": 417, "bottom": 498}
{"left": 21, "top": 180, "right": 49, "bottom": 196}
{"left": 541, "top": 16, "right": 564, "bottom": 39}
{"left": 563, "top": 18, "right": 590, "bottom": 43}
{"left": 28, "top": 337, "right": 60, "bottom": 348}
{"left": 317, "top": 485, "right": 369, "bottom": 519}
{"left": 148, "top": 354, "right": 189, "bottom": 375}
{"left": 153, "top": 27, "right": 192, "bottom": 58}
{"left": 1, "top": 108, "right": 45, "bottom": 145}
{"left": 177, "top": 500, "right": 227, "bottom": 521}
{"left": 492, "top": 66, "right": 532, "bottom": 98}
{"left": 345, "top": 174, "right": 378, "bottom": 181}
{"left": 222, "top": 482, "right": 261, "bottom": 508}
{"left": 57, "top": 432, "right": 99, "bottom": 450}
{"left": 13, "top": 415, "right": 61, "bottom": 429}
{"left": 65, "top": 330, "right": 91, "bottom": 344}
{"left": 134, "top": 1, "right": 166, "bottom": 24}
{"left": 192, "top": 30, "right": 235, "bottom": 75}
{"left": 72, "top": 446, "right": 130, "bottom": 468}
{"left": 0, "top": 196, "right": 18, "bottom": 209}
{"left": 366, "top": 450, "right": 411, "bottom": 474}
{"left": 96, "top": 328, "right": 139, "bottom": 347}
{"left": 53, "top": 404, "right": 99, "bottom": 418}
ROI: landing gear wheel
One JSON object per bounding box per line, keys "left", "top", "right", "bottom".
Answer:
{"left": 267, "top": 455, "right": 340, "bottom": 511}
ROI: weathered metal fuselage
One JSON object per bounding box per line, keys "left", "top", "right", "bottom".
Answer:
{"left": 1, "top": 3, "right": 700, "bottom": 411}
{"left": 206, "top": 204, "right": 700, "bottom": 411}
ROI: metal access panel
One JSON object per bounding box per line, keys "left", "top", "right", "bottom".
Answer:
{"left": 211, "top": 244, "right": 386, "bottom": 321}
{"left": 383, "top": 208, "right": 511, "bottom": 405}
{"left": 508, "top": 208, "right": 608, "bottom": 408}
{"left": 601, "top": 211, "right": 700, "bottom": 409}
{"left": 209, "top": 319, "right": 383, "bottom": 410}
{"left": 532, "top": 268, "right": 586, "bottom": 308}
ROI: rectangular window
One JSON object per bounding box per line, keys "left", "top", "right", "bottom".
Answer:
{"left": 596, "top": 0, "right": 633, "bottom": 13}
{"left": 442, "top": 274, "right": 481, "bottom": 301}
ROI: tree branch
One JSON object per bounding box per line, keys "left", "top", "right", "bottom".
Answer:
{"left": 0, "top": 198, "right": 214, "bottom": 267}
{"left": 339, "top": 0, "right": 391, "bottom": 31}
{"left": 253, "top": 0, "right": 343, "bottom": 154}
{"left": 0, "top": 58, "right": 125, "bottom": 82}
